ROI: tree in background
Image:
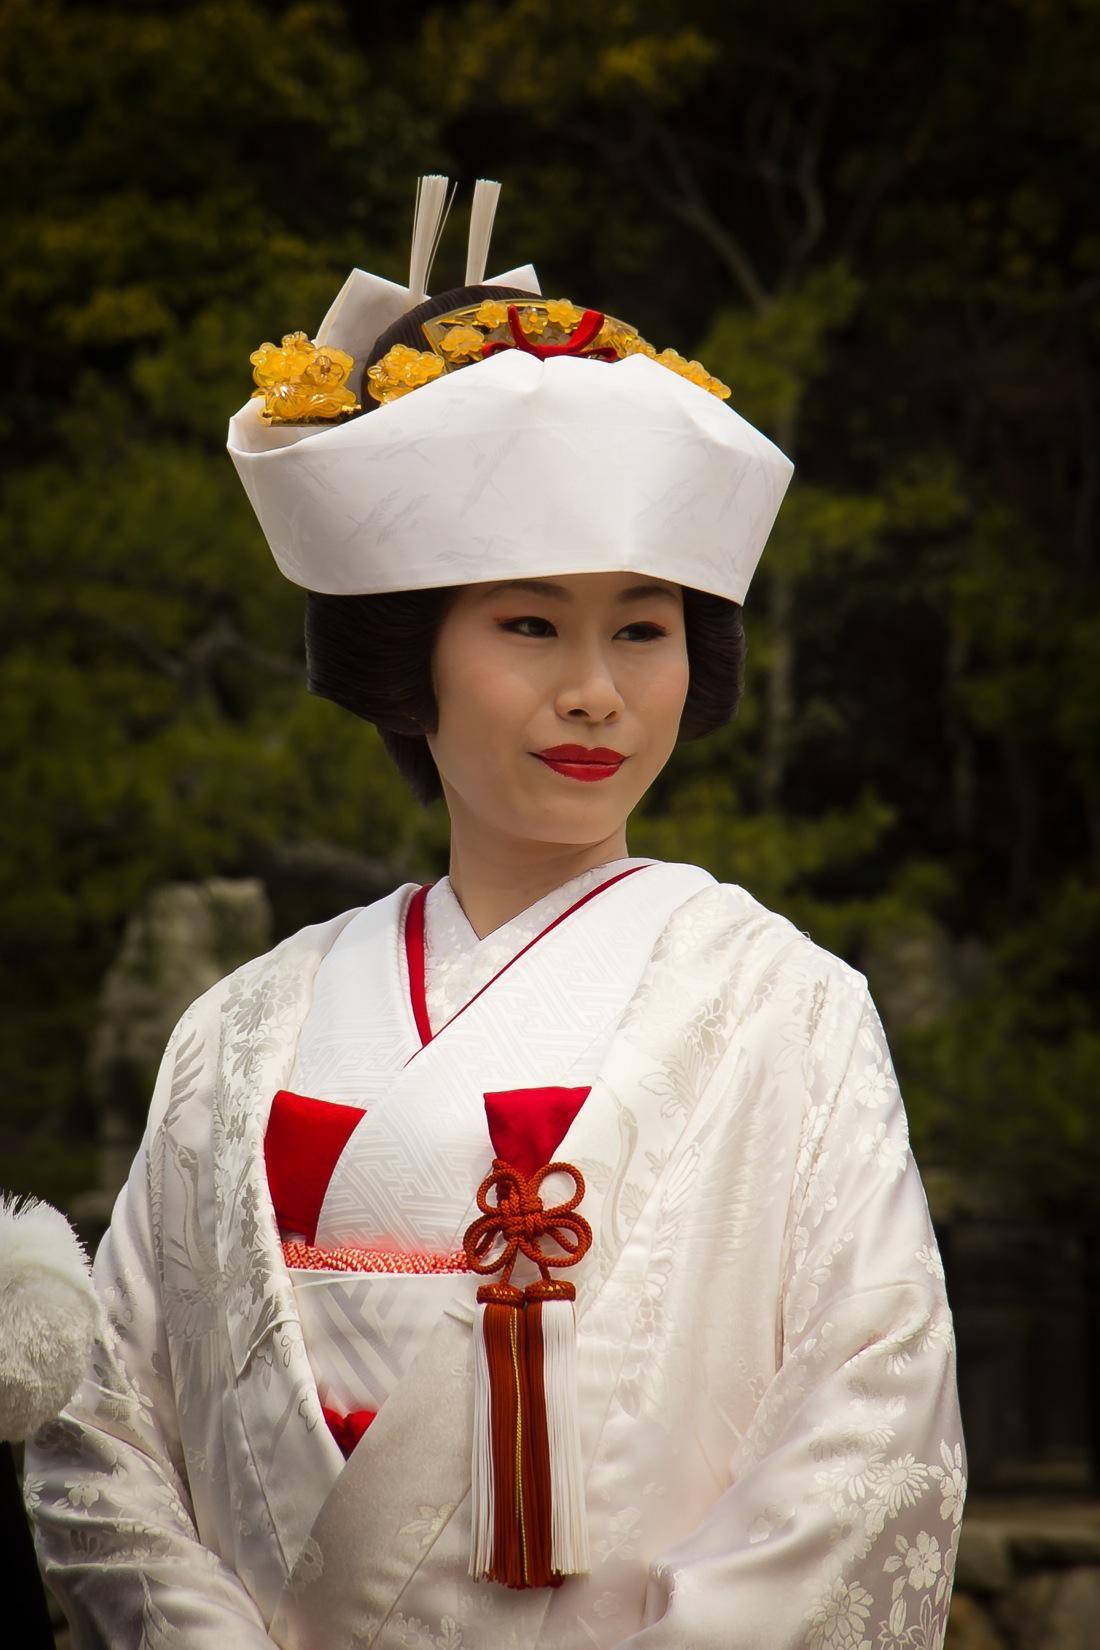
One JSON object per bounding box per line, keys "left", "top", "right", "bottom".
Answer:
{"left": 0, "top": 0, "right": 441, "bottom": 1195}
{"left": 1, "top": 0, "right": 1097, "bottom": 1226}
{"left": 403, "top": 0, "right": 1100, "bottom": 1223}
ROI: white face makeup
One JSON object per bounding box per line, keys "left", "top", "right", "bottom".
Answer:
{"left": 424, "top": 570, "right": 690, "bottom": 853}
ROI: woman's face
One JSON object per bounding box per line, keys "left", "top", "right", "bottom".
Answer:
{"left": 425, "top": 570, "right": 690, "bottom": 848}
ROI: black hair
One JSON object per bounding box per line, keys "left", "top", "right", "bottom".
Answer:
{"left": 305, "top": 284, "right": 747, "bottom": 806}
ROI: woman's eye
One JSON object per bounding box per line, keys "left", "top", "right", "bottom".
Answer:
{"left": 497, "top": 618, "right": 668, "bottom": 640}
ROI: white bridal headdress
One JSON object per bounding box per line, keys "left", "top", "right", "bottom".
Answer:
{"left": 227, "top": 174, "right": 794, "bottom": 604}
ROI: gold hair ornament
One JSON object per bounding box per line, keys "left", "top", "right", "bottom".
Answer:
{"left": 249, "top": 332, "right": 361, "bottom": 424}
{"left": 249, "top": 301, "right": 729, "bottom": 425}
{"left": 368, "top": 299, "right": 731, "bottom": 407}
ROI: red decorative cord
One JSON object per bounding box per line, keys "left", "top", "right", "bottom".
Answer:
{"left": 462, "top": 1157, "right": 592, "bottom": 1305}
{"left": 482, "top": 305, "right": 619, "bottom": 363}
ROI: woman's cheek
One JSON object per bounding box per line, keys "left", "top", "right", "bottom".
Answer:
{"left": 652, "top": 664, "right": 690, "bottom": 726}
{"left": 456, "top": 655, "right": 521, "bottom": 712}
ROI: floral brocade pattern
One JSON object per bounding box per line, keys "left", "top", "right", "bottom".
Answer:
{"left": 538, "top": 885, "right": 968, "bottom": 1649}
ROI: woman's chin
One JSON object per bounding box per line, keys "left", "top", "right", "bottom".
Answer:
{"left": 510, "top": 806, "right": 624, "bottom": 848}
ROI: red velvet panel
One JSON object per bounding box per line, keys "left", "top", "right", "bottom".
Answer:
{"left": 482, "top": 1086, "right": 592, "bottom": 1179}
{"left": 322, "top": 1405, "right": 377, "bottom": 1457}
{"left": 264, "top": 1089, "right": 365, "bottom": 1245}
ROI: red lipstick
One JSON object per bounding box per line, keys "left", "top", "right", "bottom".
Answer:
{"left": 533, "top": 744, "right": 626, "bottom": 783}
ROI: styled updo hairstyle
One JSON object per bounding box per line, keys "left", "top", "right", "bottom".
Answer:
{"left": 305, "top": 283, "right": 747, "bottom": 806}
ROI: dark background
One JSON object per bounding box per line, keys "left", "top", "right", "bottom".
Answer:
{"left": 2, "top": 0, "right": 1098, "bottom": 1496}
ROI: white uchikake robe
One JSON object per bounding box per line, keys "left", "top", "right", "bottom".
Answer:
{"left": 25, "top": 860, "right": 968, "bottom": 1650}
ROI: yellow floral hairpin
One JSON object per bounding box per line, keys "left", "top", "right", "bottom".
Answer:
{"left": 364, "top": 342, "right": 445, "bottom": 403}
{"left": 249, "top": 332, "right": 360, "bottom": 425}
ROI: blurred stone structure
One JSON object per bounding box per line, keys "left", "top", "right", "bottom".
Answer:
{"left": 949, "top": 1508, "right": 1100, "bottom": 1650}
{"left": 69, "top": 851, "right": 410, "bottom": 1239}
{"left": 71, "top": 878, "right": 273, "bottom": 1234}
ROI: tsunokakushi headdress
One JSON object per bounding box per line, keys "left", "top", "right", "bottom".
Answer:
{"left": 227, "top": 175, "right": 793, "bottom": 606}
{"left": 226, "top": 176, "right": 794, "bottom": 1593}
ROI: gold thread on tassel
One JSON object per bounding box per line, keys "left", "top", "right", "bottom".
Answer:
{"left": 509, "top": 1306, "right": 529, "bottom": 1586}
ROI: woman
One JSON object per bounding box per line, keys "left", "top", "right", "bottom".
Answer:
{"left": 26, "top": 178, "right": 967, "bottom": 1649}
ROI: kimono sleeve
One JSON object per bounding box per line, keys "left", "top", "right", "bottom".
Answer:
{"left": 22, "top": 1006, "right": 278, "bottom": 1649}
{"left": 619, "top": 980, "right": 968, "bottom": 1650}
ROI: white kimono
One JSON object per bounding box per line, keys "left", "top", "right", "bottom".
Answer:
{"left": 25, "top": 858, "right": 968, "bottom": 1650}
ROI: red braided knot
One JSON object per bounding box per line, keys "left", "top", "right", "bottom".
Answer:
{"left": 461, "top": 1158, "right": 592, "bottom": 1305}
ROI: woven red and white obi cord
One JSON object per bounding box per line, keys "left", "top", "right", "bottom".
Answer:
{"left": 281, "top": 1241, "right": 467, "bottom": 1275}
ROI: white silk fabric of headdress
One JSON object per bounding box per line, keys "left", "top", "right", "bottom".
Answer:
{"left": 226, "top": 265, "right": 795, "bottom": 604}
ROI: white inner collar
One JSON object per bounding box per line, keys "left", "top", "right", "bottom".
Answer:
{"left": 422, "top": 857, "right": 654, "bottom": 1029}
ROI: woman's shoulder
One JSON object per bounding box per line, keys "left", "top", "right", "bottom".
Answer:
{"left": 145, "top": 893, "right": 408, "bottom": 1139}
{"left": 690, "top": 875, "right": 869, "bottom": 1005}
{"left": 169, "top": 888, "right": 412, "bottom": 1042}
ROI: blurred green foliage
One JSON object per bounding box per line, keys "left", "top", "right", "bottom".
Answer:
{"left": 2, "top": 0, "right": 1097, "bottom": 1223}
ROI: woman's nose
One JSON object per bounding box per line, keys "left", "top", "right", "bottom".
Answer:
{"left": 554, "top": 647, "right": 625, "bottom": 721}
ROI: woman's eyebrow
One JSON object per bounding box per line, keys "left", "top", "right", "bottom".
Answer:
{"left": 480, "top": 579, "right": 679, "bottom": 604}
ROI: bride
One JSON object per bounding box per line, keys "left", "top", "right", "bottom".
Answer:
{"left": 26, "top": 177, "right": 966, "bottom": 1650}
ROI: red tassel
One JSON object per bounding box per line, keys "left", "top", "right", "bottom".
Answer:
{"left": 464, "top": 1160, "right": 592, "bottom": 1588}
{"left": 481, "top": 1289, "right": 524, "bottom": 1586}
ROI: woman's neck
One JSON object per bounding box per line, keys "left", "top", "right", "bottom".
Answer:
{"left": 446, "top": 828, "right": 632, "bottom": 940}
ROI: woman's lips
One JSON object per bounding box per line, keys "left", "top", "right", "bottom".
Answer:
{"left": 533, "top": 749, "right": 626, "bottom": 783}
